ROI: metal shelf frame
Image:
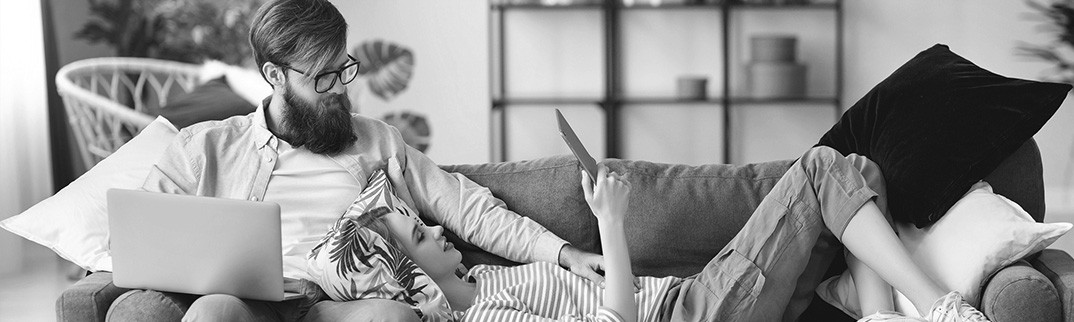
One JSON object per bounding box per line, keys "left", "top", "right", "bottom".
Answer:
{"left": 490, "top": 0, "right": 843, "bottom": 163}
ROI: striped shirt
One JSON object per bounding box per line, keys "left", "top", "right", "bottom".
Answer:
{"left": 460, "top": 262, "right": 682, "bottom": 322}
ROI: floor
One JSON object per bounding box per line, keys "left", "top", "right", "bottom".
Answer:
{"left": 0, "top": 241, "right": 76, "bottom": 322}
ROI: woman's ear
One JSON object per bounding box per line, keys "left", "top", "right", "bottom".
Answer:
{"left": 261, "top": 62, "right": 285, "bottom": 88}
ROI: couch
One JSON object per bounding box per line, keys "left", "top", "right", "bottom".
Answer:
{"left": 59, "top": 138, "right": 1074, "bottom": 321}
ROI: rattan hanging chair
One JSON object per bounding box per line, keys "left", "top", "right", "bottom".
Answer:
{"left": 55, "top": 57, "right": 202, "bottom": 170}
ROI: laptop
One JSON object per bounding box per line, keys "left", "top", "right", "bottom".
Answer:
{"left": 107, "top": 189, "right": 303, "bottom": 301}
{"left": 556, "top": 109, "right": 600, "bottom": 183}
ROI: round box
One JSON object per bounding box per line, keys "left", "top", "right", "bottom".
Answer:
{"left": 750, "top": 35, "right": 798, "bottom": 62}
{"left": 748, "top": 62, "right": 806, "bottom": 99}
{"left": 677, "top": 76, "right": 708, "bottom": 100}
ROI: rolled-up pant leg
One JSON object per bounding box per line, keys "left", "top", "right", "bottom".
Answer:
{"left": 662, "top": 146, "right": 879, "bottom": 322}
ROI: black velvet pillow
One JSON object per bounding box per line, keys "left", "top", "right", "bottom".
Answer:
{"left": 817, "top": 44, "right": 1069, "bottom": 228}
{"left": 160, "top": 76, "right": 256, "bottom": 129}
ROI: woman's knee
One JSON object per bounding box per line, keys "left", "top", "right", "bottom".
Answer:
{"left": 800, "top": 146, "right": 841, "bottom": 168}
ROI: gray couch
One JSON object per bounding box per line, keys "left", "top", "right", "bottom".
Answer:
{"left": 59, "top": 140, "right": 1073, "bottom": 321}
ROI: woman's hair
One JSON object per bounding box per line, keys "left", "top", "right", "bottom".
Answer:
{"left": 354, "top": 206, "right": 405, "bottom": 250}
{"left": 248, "top": 0, "right": 347, "bottom": 86}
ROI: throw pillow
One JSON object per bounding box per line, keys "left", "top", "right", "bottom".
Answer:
{"left": 306, "top": 169, "right": 454, "bottom": 321}
{"left": 160, "top": 76, "right": 256, "bottom": 129}
{"left": 0, "top": 117, "right": 179, "bottom": 272}
{"left": 814, "top": 181, "right": 1072, "bottom": 319}
{"left": 816, "top": 44, "right": 1071, "bottom": 228}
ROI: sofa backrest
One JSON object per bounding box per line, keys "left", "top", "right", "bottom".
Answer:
{"left": 440, "top": 139, "right": 1045, "bottom": 278}
{"left": 441, "top": 154, "right": 796, "bottom": 277}
{"left": 599, "top": 158, "right": 794, "bottom": 277}
{"left": 983, "top": 139, "right": 1045, "bottom": 222}
{"left": 440, "top": 156, "right": 597, "bottom": 268}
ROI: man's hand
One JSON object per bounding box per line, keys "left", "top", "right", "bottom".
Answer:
{"left": 559, "top": 244, "right": 605, "bottom": 285}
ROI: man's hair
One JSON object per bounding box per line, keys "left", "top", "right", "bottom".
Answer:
{"left": 249, "top": 0, "right": 347, "bottom": 86}
{"left": 354, "top": 206, "right": 405, "bottom": 250}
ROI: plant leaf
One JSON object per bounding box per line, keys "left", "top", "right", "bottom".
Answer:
{"left": 351, "top": 40, "right": 415, "bottom": 101}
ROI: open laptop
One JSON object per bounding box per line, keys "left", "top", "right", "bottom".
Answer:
{"left": 108, "top": 189, "right": 302, "bottom": 301}
{"left": 556, "top": 109, "right": 600, "bottom": 183}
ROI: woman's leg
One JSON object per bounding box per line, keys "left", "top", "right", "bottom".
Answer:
{"left": 663, "top": 146, "right": 960, "bottom": 322}
{"left": 842, "top": 202, "right": 946, "bottom": 316}
{"left": 663, "top": 146, "right": 881, "bottom": 321}
{"left": 848, "top": 249, "right": 896, "bottom": 315}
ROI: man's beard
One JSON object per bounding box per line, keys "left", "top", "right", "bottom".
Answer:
{"left": 280, "top": 85, "right": 357, "bottom": 155}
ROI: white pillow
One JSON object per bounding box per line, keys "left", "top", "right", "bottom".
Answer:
{"left": 0, "top": 117, "right": 179, "bottom": 272}
{"left": 815, "top": 181, "right": 1072, "bottom": 318}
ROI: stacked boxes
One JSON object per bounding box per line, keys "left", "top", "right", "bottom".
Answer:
{"left": 747, "top": 35, "right": 806, "bottom": 99}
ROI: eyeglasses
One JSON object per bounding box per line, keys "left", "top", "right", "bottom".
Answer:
{"left": 278, "top": 55, "right": 360, "bottom": 93}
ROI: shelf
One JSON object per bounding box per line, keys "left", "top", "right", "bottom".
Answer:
{"left": 491, "top": 1, "right": 838, "bottom": 10}
{"left": 729, "top": 97, "right": 839, "bottom": 104}
{"left": 619, "top": 97, "right": 838, "bottom": 105}
{"left": 731, "top": 2, "right": 838, "bottom": 10}
{"left": 493, "top": 98, "right": 604, "bottom": 106}
{"left": 491, "top": 3, "right": 603, "bottom": 10}
{"left": 494, "top": 97, "right": 839, "bottom": 106}
{"left": 490, "top": 0, "right": 842, "bottom": 163}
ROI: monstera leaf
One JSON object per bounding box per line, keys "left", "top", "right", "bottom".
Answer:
{"left": 352, "top": 40, "right": 415, "bottom": 101}
{"left": 382, "top": 111, "right": 431, "bottom": 152}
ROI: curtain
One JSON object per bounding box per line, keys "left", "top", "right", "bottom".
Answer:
{"left": 0, "top": 0, "right": 54, "bottom": 275}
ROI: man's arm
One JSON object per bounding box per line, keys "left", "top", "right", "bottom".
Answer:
{"left": 396, "top": 142, "right": 565, "bottom": 264}
{"left": 141, "top": 131, "right": 199, "bottom": 194}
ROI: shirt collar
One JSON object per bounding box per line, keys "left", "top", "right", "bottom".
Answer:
{"left": 252, "top": 96, "right": 279, "bottom": 151}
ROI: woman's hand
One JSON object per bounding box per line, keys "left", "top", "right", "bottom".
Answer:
{"left": 581, "top": 165, "right": 632, "bottom": 224}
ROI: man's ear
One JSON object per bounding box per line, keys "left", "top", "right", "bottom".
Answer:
{"left": 261, "top": 62, "right": 285, "bottom": 88}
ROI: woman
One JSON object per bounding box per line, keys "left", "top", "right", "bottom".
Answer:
{"left": 360, "top": 146, "right": 988, "bottom": 322}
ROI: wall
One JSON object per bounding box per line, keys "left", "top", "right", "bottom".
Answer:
{"left": 50, "top": 0, "right": 114, "bottom": 66}
{"left": 1, "top": 0, "right": 53, "bottom": 276}
{"left": 333, "top": 0, "right": 491, "bottom": 165}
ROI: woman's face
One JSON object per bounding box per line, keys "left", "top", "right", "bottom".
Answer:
{"left": 383, "top": 212, "right": 462, "bottom": 279}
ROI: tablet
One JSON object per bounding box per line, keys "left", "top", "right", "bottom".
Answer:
{"left": 555, "top": 109, "right": 599, "bottom": 182}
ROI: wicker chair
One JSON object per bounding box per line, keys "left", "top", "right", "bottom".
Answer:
{"left": 55, "top": 57, "right": 202, "bottom": 171}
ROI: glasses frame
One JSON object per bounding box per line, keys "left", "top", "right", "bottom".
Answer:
{"left": 278, "top": 54, "right": 360, "bottom": 93}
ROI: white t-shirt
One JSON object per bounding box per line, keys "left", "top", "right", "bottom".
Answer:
{"left": 263, "top": 140, "right": 362, "bottom": 280}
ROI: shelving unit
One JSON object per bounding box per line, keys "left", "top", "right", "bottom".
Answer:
{"left": 489, "top": 0, "right": 843, "bottom": 163}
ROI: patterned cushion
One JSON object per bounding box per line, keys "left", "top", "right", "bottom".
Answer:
{"left": 306, "top": 169, "right": 454, "bottom": 321}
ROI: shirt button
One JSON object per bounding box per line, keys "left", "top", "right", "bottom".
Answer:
{"left": 265, "top": 156, "right": 273, "bottom": 162}
{"left": 251, "top": 196, "right": 259, "bottom": 201}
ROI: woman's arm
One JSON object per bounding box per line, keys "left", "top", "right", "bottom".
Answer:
{"left": 582, "top": 166, "right": 637, "bottom": 322}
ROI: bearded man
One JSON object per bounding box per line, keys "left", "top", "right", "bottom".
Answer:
{"left": 104, "top": 0, "right": 604, "bottom": 321}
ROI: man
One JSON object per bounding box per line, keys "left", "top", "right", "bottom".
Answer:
{"left": 105, "top": 0, "right": 604, "bottom": 321}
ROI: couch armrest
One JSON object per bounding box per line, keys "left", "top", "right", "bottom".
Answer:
{"left": 56, "top": 272, "right": 130, "bottom": 322}
{"left": 1030, "top": 249, "right": 1074, "bottom": 322}
{"left": 981, "top": 260, "right": 1061, "bottom": 322}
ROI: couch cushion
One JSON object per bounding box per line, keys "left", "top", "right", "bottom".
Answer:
{"left": 602, "top": 158, "right": 795, "bottom": 278}
{"left": 160, "top": 76, "right": 256, "bottom": 129}
{"left": 983, "top": 140, "right": 1045, "bottom": 222}
{"left": 439, "top": 155, "right": 598, "bottom": 268}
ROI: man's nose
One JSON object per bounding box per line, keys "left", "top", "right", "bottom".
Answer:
{"left": 325, "top": 78, "right": 346, "bottom": 95}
